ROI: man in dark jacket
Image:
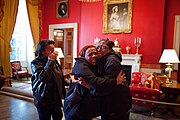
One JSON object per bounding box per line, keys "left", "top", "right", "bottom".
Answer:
{"left": 31, "top": 40, "right": 66, "bottom": 120}
{"left": 96, "top": 38, "right": 132, "bottom": 120}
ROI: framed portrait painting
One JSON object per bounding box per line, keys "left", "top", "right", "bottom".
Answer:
{"left": 56, "top": 0, "right": 68, "bottom": 18}
{"left": 103, "top": 0, "right": 133, "bottom": 34}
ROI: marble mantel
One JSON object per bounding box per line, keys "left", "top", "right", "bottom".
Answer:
{"left": 121, "top": 54, "right": 142, "bottom": 74}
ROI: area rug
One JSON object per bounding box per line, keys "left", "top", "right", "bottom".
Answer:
{"left": 1, "top": 86, "right": 33, "bottom": 98}
{"left": 0, "top": 80, "right": 33, "bottom": 99}
{"left": 12, "top": 82, "right": 32, "bottom": 91}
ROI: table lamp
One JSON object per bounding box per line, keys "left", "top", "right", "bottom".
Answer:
{"left": 54, "top": 48, "right": 64, "bottom": 65}
{"left": 159, "top": 49, "right": 180, "bottom": 84}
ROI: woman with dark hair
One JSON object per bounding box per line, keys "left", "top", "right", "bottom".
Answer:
{"left": 97, "top": 38, "right": 132, "bottom": 120}
{"left": 64, "top": 44, "right": 126, "bottom": 120}
{"left": 31, "top": 40, "right": 66, "bottom": 120}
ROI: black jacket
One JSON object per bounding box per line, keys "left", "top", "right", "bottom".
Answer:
{"left": 31, "top": 56, "right": 66, "bottom": 105}
{"left": 97, "top": 52, "right": 132, "bottom": 116}
{"left": 72, "top": 58, "right": 117, "bottom": 96}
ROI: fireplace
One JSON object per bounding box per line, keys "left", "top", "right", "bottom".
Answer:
{"left": 121, "top": 54, "right": 142, "bottom": 85}
{"left": 122, "top": 65, "right": 132, "bottom": 85}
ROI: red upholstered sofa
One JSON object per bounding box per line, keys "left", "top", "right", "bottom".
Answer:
{"left": 129, "top": 72, "right": 162, "bottom": 115}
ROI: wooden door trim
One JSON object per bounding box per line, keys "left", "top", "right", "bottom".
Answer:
{"left": 49, "top": 23, "right": 78, "bottom": 66}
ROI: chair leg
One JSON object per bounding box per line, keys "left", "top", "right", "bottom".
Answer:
{"left": 151, "top": 109, "right": 154, "bottom": 116}
{"left": 9, "top": 79, "right": 12, "bottom": 87}
{"left": 151, "top": 107, "right": 157, "bottom": 116}
{"left": 16, "top": 75, "right": 19, "bottom": 80}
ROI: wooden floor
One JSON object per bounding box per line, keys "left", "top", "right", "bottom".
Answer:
{"left": 1, "top": 80, "right": 180, "bottom": 120}
{"left": 0, "top": 94, "right": 38, "bottom": 120}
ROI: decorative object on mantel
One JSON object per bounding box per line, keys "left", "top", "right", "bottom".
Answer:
{"left": 134, "top": 37, "right": 141, "bottom": 54}
{"left": 159, "top": 49, "right": 180, "bottom": 84}
{"left": 79, "top": 0, "right": 101, "bottom": 2}
{"left": 113, "top": 39, "right": 121, "bottom": 53}
{"left": 126, "top": 46, "right": 131, "bottom": 54}
{"left": 94, "top": 37, "right": 100, "bottom": 46}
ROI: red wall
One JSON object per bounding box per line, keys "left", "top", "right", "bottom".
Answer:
{"left": 40, "top": 0, "right": 180, "bottom": 65}
{"left": 40, "top": 0, "right": 81, "bottom": 40}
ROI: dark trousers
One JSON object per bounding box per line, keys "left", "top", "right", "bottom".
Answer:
{"left": 34, "top": 98, "right": 63, "bottom": 120}
{"left": 36, "top": 105, "right": 63, "bottom": 120}
{"left": 64, "top": 97, "right": 100, "bottom": 120}
{"left": 101, "top": 112, "right": 130, "bottom": 120}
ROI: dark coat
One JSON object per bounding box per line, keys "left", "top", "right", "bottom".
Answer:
{"left": 72, "top": 58, "right": 117, "bottom": 96}
{"left": 64, "top": 58, "right": 101, "bottom": 119}
{"left": 31, "top": 56, "right": 66, "bottom": 107}
{"left": 97, "top": 52, "right": 132, "bottom": 117}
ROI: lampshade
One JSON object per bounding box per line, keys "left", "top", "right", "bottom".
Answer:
{"left": 79, "top": 0, "right": 101, "bottom": 2}
{"left": 159, "top": 49, "right": 180, "bottom": 63}
{"left": 54, "top": 48, "right": 64, "bottom": 58}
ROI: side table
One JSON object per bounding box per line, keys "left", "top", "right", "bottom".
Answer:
{"left": 160, "top": 80, "right": 180, "bottom": 117}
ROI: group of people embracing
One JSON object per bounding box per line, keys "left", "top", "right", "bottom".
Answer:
{"left": 30, "top": 38, "right": 132, "bottom": 120}
{"left": 64, "top": 38, "right": 132, "bottom": 120}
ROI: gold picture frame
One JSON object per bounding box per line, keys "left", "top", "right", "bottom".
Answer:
{"left": 56, "top": 0, "right": 68, "bottom": 18}
{"left": 103, "top": 0, "right": 133, "bottom": 34}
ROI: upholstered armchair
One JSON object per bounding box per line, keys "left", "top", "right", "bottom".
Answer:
{"left": 129, "top": 72, "right": 162, "bottom": 115}
{"left": 11, "top": 61, "right": 29, "bottom": 80}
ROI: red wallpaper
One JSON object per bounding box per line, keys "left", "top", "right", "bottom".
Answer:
{"left": 40, "top": 0, "right": 180, "bottom": 65}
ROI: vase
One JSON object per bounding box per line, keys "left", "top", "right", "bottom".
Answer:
{"left": 126, "top": 46, "right": 131, "bottom": 54}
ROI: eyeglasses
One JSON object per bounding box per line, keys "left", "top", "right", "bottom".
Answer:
{"left": 97, "top": 45, "right": 109, "bottom": 49}
{"left": 87, "top": 52, "right": 98, "bottom": 56}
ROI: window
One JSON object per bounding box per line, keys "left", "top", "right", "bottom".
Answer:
{"left": 10, "top": 0, "right": 34, "bottom": 69}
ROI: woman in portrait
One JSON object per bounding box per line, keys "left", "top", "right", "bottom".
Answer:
{"left": 108, "top": 6, "right": 121, "bottom": 30}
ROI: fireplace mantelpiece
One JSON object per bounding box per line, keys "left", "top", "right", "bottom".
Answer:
{"left": 121, "top": 54, "right": 142, "bottom": 74}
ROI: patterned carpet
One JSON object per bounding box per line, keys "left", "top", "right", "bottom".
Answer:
{"left": 0, "top": 79, "right": 33, "bottom": 100}
{"left": 12, "top": 80, "right": 32, "bottom": 91}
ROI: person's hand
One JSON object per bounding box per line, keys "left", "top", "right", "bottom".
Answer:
{"left": 70, "top": 75, "right": 90, "bottom": 89}
{"left": 116, "top": 70, "right": 126, "bottom": 85}
{"left": 79, "top": 77, "right": 90, "bottom": 89}
{"left": 70, "top": 74, "right": 80, "bottom": 83}
{"left": 48, "top": 51, "right": 58, "bottom": 60}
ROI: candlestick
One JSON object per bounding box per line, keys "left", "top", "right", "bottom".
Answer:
{"left": 134, "top": 37, "right": 141, "bottom": 54}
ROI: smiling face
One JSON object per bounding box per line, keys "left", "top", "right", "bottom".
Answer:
{"left": 84, "top": 47, "right": 98, "bottom": 65}
{"left": 97, "top": 41, "right": 111, "bottom": 57}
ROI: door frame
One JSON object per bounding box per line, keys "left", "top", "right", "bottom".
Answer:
{"left": 173, "top": 15, "right": 180, "bottom": 70}
{"left": 49, "top": 23, "right": 78, "bottom": 65}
